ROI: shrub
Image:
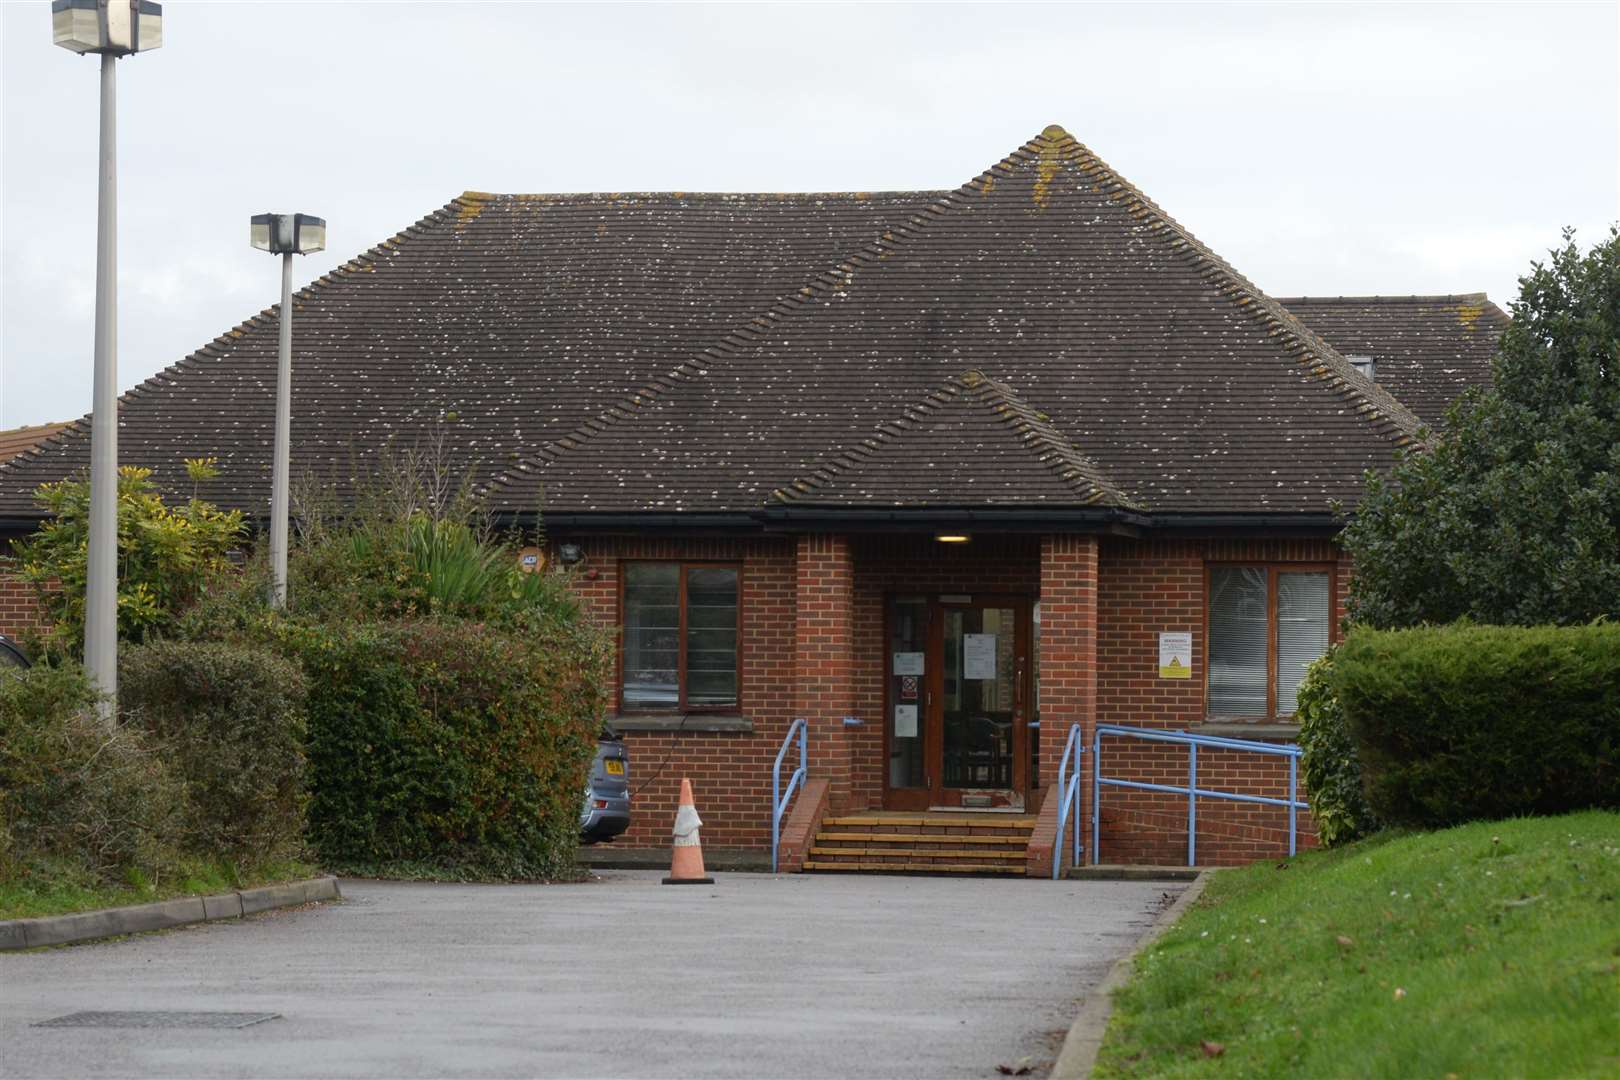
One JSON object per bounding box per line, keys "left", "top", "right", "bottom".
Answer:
{"left": 1295, "top": 650, "right": 1378, "bottom": 847}
{"left": 7, "top": 463, "right": 245, "bottom": 662}
{"left": 280, "top": 618, "right": 609, "bottom": 879}
{"left": 1335, "top": 623, "right": 1620, "bottom": 828}
{"left": 0, "top": 664, "right": 183, "bottom": 883}
{"left": 120, "top": 641, "right": 309, "bottom": 867}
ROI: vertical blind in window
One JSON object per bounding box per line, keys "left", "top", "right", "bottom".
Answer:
{"left": 1276, "top": 571, "right": 1330, "bottom": 714}
{"left": 1208, "top": 567, "right": 1269, "bottom": 716}
{"left": 684, "top": 567, "right": 739, "bottom": 708}
{"left": 622, "top": 563, "right": 740, "bottom": 710}
{"left": 623, "top": 564, "right": 680, "bottom": 708}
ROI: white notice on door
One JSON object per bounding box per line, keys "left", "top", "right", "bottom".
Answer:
{"left": 894, "top": 704, "right": 918, "bottom": 737}
{"left": 963, "top": 633, "right": 997, "bottom": 680}
{"left": 892, "top": 651, "right": 924, "bottom": 676}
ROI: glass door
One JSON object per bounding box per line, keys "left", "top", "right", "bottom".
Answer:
{"left": 936, "top": 597, "right": 1028, "bottom": 808}
{"left": 883, "top": 594, "right": 1031, "bottom": 810}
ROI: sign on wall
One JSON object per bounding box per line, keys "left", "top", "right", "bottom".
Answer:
{"left": 1158, "top": 631, "right": 1192, "bottom": 679}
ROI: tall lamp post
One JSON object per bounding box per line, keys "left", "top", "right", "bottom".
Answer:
{"left": 250, "top": 213, "right": 325, "bottom": 608}
{"left": 52, "top": 0, "right": 163, "bottom": 723}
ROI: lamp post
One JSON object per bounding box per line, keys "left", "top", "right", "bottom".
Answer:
{"left": 53, "top": 0, "right": 163, "bottom": 723}
{"left": 250, "top": 213, "right": 325, "bottom": 608}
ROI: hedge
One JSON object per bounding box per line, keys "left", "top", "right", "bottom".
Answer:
{"left": 278, "top": 618, "right": 609, "bottom": 879}
{"left": 120, "top": 640, "right": 309, "bottom": 867}
{"left": 1295, "top": 650, "right": 1379, "bottom": 847}
{"left": 1335, "top": 623, "right": 1620, "bottom": 828}
{"left": 0, "top": 664, "right": 183, "bottom": 883}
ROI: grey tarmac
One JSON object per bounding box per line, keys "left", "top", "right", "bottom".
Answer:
{"left": 0, "top": 870, "right": 1178, "bottom": 1079}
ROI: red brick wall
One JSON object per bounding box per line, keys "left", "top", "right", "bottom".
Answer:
{"left": 561, "top": 534, "right": 797, "bottom": 850}
{"left": 0, "top": 574, "right": 40, "bottom": 643}
{"left": 795, "top": 534, "right": 858, "bottom": 809}
{"left": 1088, "top": 536, "right": 1351, "bottom": 866}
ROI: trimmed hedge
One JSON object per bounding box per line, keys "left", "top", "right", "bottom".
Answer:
{"left": 1295, "top": 650, "right": 1379, "bottom": 847}
{"left": 120, "top": 640, "right": 309, "bottom": 866}
{"left": 0, "top": 664, "right": 183, "bottom": 882}
{"left": 1335, "top": 623, "right": 1620, "bottom": 827}
{"left": 278, "top": 618, "right": 608, "bottom": 879}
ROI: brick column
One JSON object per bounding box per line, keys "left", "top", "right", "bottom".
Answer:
{"left": 1030, "top": 534, "right": 1099, "bottom": 875}
{"left": 794, "top": 534, "right": 857, "bottom": 810}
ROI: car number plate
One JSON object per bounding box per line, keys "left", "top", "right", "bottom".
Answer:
{"left": 604, "top": 759, "right": 624, "bottom": 776}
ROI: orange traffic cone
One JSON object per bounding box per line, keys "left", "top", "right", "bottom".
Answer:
{"left": 662, "top": 777, "right": 715, "bottom": 885}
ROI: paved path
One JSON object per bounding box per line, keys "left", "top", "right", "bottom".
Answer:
{"left": 0, "top": 871, "right": 1178, "bottom": 1079}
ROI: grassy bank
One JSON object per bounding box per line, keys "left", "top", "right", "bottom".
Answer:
{"left": 1095, "top": 811, "right": 1620, "bottom": 1079}
{"left": 0, "top": 857, "right": 319, "bottom": 920}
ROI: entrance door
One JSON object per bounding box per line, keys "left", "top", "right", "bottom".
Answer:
{"left": 884, "top": 594, "right": 1032, "bottom": 810}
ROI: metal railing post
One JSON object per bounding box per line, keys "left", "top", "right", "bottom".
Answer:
{"left": 1072, "top": 746, "right": 1083, "bottom": 869}
{"left": 1288, "top": 755, "right": 1298, "bottom": 857}
{"left": 1187, "top": 742, "right": 1198, "bottom": 867}
{"left": 1091, "top": 729, "right": 1102, "bottom": 866}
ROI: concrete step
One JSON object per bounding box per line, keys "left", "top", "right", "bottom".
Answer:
{"left": 1066, "top": 865, "right": 1202, "bottom": 881}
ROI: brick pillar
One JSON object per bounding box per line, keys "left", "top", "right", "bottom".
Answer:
{"left": 1031, "top": 534, "right": 1099, "bottom": 874}
{"left": 794, "top": 534, "right": 857, "bottom": 810}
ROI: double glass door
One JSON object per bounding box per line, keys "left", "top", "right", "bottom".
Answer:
{"left": 885, "top": 594, "right": 1031, "bottom": 810}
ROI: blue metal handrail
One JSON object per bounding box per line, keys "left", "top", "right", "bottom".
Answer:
{"left": 1090, "top": 723, "right": 1307, "bottom": 867}
{"left": 771, "top": 718, "right": 808, "bottom": 873}
{"left": 1051, "top": 723, "right": 1086, "bottom": 879}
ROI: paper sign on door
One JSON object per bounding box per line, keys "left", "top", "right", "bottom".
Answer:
{"left": 894, "top": 704, "right": 919, "bottom": 737}
{"left": 892, "top": 652, "right": 925, "bottom": 676}
{"left": 964, "top": 633, "right": 997, "bottom": 679}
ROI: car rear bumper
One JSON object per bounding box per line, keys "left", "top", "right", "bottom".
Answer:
{"left": 580, "top": 799, "right": 631, "bottom": 843}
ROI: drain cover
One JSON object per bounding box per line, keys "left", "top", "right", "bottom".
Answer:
{"left": 34, "top": 1011, "right": 279, "bottom": 1030}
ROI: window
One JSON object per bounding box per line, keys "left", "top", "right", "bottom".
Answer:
{"left": 1347, "top": 354, "right": 1377, "bottom": 380}
{"left": 621, "top": 563, "right": 740, "bottom": 710}
{"left": 1207, "top": 565, "right": 1332, "bottom": 718}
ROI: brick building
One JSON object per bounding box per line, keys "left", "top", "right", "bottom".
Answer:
{"left": 0, "top": 125, "right": 1509, "bottom": 873}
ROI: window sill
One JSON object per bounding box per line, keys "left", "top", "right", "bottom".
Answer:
{"left": 1198, "top": 721, "right": 1301, "bottom": 740}
{"left": 609, "top": 712, "right": 754, "bottom": 734}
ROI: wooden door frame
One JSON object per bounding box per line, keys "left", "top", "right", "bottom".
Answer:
{"left": 881, "top": 592, "right": 1034, "bottom": 810}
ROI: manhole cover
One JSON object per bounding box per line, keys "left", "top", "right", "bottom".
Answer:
{"left": 34, "top": 1011, "right": 279, "bottom": 1029}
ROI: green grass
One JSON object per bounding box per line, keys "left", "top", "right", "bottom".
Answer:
{"left": 1095, "top": 811, "right": 1620, "bottom": 1079}
{"left": 0, "top": 856, "right": 319, "bottom": 920}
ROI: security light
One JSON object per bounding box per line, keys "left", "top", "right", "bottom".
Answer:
{"left": 251, "top": 213, "right": 325, "bottom": 256}
{"left": 52, "top": 0, "right": 161, "bottom": 55}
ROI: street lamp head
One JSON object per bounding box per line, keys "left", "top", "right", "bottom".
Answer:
{"left": 251, "top": 213, "right": 326, "bottom": 256}
{"left": 53, "top": 0, "right": 161, "bottom": 56}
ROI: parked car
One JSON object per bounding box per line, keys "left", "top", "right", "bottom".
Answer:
{"left": 580, "top": 725, "right": 630, "bottom": 843}
{"left": 0, "top": 634, "right": 29, "bottom": 672}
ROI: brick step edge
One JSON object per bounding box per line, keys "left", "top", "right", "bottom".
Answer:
{"left": 803, "top": 861, "right": 1025, "bottom": 875}
{"left": 0, "top": 877, "right": 342, "bottom": 951}
{"left": 809, "top": 846, "right": 1027, "bottom": 861}
{"left": 810, "top": 831, "right": 1031, "bottom": 846}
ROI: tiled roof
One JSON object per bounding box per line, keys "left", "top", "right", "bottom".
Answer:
{"left": 771, "top": 370, "right": 1136, "bottom": 509}
{"left": 491, "top": 125, "right": 1428, "bottom": 517}
{"left": 0, "top": 191, "right": 937, "bottom": 519}
{"left": 1273, "top": 294, "right": 1508, "bottom": 429}
{"left": 0, "top": 125, "right": 1506, "bottom": 527}
{"left": 0, "top": 422, "right": 72, "bottom": 467}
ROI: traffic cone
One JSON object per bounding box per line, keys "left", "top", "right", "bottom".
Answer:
{"left": 662, "top": 777, "right": 715, "bottom": 885}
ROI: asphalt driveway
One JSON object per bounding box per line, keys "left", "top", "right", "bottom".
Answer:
{"left": 0, "top": 870, "right": 1178, "bottom": 1079}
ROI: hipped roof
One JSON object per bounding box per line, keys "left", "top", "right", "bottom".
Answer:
{"left": 0, "top": 125, "right": 1508, "bottom": 528}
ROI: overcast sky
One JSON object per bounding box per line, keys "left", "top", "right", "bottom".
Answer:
{"left": 2, "top": 1, "right": 1616, "bottom": 428}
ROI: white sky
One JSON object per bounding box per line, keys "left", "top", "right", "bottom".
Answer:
{"left": 3, "top": 1, "right": 1616, "bottom": 427}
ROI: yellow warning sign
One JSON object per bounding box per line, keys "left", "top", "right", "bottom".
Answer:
{"left": 1159, "top": 632, "right": 1192, "bottom": 679}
